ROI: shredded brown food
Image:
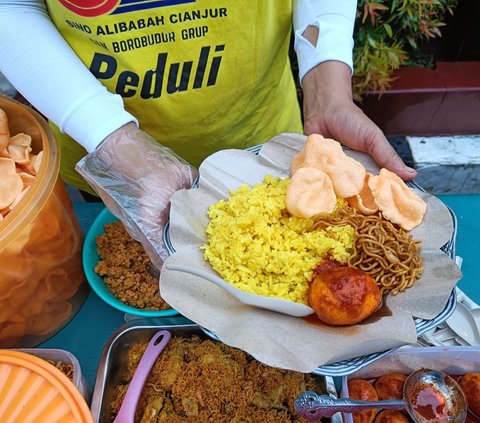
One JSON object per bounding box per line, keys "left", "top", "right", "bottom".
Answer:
{"left": 45, "top": 359, "right": 74, "bottom": 381}
{"left": 95, "top": 222, "right": 169, "bottom": 310}
{"left": 109, "top": 336, "right": 325, "bottom": 422}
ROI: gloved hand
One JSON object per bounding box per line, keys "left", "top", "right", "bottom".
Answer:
{"left": 76, "top": 123, "right": 198, "bottom": 269}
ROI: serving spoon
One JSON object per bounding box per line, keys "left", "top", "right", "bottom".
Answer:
{"left": 164, "top": 263, "right": 315, "bottom": 317}
{"left": 294, "top": 369, "right": 467, "bottom": 423}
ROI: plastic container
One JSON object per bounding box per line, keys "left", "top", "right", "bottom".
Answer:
{"left": 340, "top": 345, "right": 480, "bottom": 423}
{"left": 15, "top": 348, "right": 90, "bottom": 402}
{"left": 83, "top": 207, "right": 177, "bottom": 317}
{"left": 0, "top": 96, "right": 89, "bottom": 347}
{"left": 0, "top": 349, "right": 94, "bottom": 422}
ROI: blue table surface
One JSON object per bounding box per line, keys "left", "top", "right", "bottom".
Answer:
{"left": 40, "top": 195, "right": 480, "bottom": 394}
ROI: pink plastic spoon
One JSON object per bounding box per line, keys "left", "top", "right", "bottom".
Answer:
{"left": 112, "top": 330, "right": 171, "bottom": 423}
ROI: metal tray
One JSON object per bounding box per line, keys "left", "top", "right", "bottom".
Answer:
{"left": 91, "top": 316, "right": 334, "bottom": 423}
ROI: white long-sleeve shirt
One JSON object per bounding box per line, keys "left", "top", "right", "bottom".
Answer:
{"left": 0, "top": 0, "right": 356, "bottom": 153}
{"left": 294, "top": 0, "right": 356, "bottom": 81}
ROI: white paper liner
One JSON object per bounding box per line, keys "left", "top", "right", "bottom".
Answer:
{"left": 160, "top": 133, "right": 462, "bottom": 373}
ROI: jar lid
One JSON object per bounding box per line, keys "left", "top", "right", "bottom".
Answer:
{"left": 0, "top": 350, "right": 93, "bottom": 423}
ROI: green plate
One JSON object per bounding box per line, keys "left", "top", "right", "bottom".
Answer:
{"left": 82, "top": 207, "right": 177, "bottom": 317}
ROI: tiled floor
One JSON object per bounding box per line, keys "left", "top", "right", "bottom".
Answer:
{"left": 406, "top": 134, "right": 480, "bottom": 194}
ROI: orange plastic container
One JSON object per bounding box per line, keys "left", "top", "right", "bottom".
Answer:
{"left": 0, "top": 96, "right": 89, "bottom": 347}
{"left": 0, "top": 349, "right": 94, "bottom": 422}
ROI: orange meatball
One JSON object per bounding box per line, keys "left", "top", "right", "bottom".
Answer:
{"left": 374, "top": 410, "right": 409, "bottom": 423}
{"left": 459, "top": 372, "right": 480, "bottom": 417}
{"left": 348, "top": 379, "right": 378, "bottom": 423}
{"left": 309, "top": 260, "right": 382, "bottom": 326}
{"left": 374, "top": 373, "right": 408, "bottom": 400}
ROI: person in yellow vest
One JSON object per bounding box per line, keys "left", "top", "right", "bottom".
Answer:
{"left": 0, "top": 1, "right": 416, "bottom": 267}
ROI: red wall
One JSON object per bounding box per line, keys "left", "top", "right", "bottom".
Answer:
{"left": 360, "top": 62, "right": 480, "bottom": 136}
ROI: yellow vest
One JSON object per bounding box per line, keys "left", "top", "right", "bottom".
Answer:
{"left": 45, "top": 0, "right": 302, "bottom": 194}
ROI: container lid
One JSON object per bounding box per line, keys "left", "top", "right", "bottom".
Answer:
{"left": 13, "top": 348, "right": 87, "bottom": 400}
{"left": 0, "top": 350, "right": 93, "bottom": 423}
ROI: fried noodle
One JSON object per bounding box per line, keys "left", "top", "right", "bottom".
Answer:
{"left": 311, "top": 204, "right": 423, "bottom": 295}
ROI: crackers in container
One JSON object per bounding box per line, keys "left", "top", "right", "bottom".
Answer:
{"left": 0, "top": 108, "right": 42, "bottom": 220}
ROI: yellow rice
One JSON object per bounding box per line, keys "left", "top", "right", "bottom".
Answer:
{"left": 202, "top": 175, "right": 355, "bottom": 305}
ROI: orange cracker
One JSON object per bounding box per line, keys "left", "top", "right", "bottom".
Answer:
{"left": 291, "top": 134, "right": 340, "bottom": 173}
{"left": 292, "top": 134, "right": 366, "bottom": 198}
{"left": 7, "top": 133, "right": 32, "bottom": 165}
{"left": 33, "top": 150, "right": 43, "bottom": 174}
{"left": 0, "top": 108, "right": 10, "bottom": 150}
{"left": 17, "top": 171, "right": 35, "bottom": 189}
{"left": 0, "top": 112, "right": 42, "bottom": 219}
{"left": 347, "top": 173, "right": 379, "bottom": 215}
{"left": 0, "top": 157, "right": 23, "bottom": 209}
{"left": 368, "top": 168, "right": 427, "bottom": 231}
{"left": 286, "top": 167, "right": 337, "bottom": 218}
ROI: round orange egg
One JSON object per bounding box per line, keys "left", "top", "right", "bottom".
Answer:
{"left": 309, "top": 264, "right": 382, "bottom": 326}
{"left": 374, "top": 373, "right": 407, "bottom": 400}
{"left": 459, "top": 372, "right": 480, "bottom": 417}
{"left": 374, "top": 410, "right": 409, "bottom": 423}
{"left": 348, "top": 379, "right": 378, "bottom": 423}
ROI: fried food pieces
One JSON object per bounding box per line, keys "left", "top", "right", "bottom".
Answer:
{"left": 374, "top": 373, "right": 407, "bottom": 400}
{"left": 459, "top": 372, "right": 480, "bottom": 417}
{"left": 0, "top": 108, "right": 10, "bottom": 150}
{"left": 347, "top": 174, "right": 378, "bottom": 215}
{"left": 286, "top": 167, "right": 337, "bottom": 217}
{"left": 287, "top": 135, "right": 365, "bottom": 218}
{"left": 368, "top": 169, "right": 427, "bottom": 231}
{"left": 0, "top": 107, "right": 42, "bottom": 218}
{"left": 287, "top": 134, "right": 427, "bottom": 231}
{"left": 110, "top": 336, "right": 323, "bottom": 422}
{"left": 351, "top": 372, "right": 480, "bottom": 423}
{"left": 374, "top": 410, "right": 409, "bottom": 423}
{"left": 348, "top": 379, "right": 378, "bottom": 423}
{"left": 291, "top": 134, "right": 366, "bottom": 198}
{"left": 309, "top": 259, "right": 382, "bottom": 326}
{"left": 0, "top": 179, "right": 85, "bottom": 346}
{"left": 348, "top": 377, "right": 409, "bottom": 423}
{"left": 0, "top": 104, "right": 85, "bottom": 347}
{"left": 0, "top": 157, "right": 23, "bottom": 210}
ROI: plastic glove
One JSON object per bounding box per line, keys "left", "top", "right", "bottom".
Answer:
{"left": 76, "top": 123, "right": 198, "bottom": 269}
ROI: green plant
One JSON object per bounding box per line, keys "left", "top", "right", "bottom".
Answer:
{"left": 353, "top": 0, "right": 457, "bottom": 101}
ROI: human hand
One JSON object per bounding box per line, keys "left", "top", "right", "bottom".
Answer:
{"left": 301, "top": 61, "right": 417, "bottom": 181}
{"left": 76, "top": 123, "right": 198, "bottom": 269}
